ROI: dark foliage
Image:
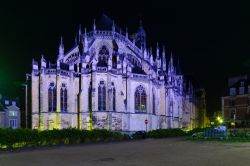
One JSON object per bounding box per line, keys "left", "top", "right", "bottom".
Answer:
{"left": 0, "top": 128, "right": 129, "bottom": 149}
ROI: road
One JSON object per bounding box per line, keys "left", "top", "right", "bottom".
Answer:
{"left": 1, "top": 138, "right": 250, "bottom": 166}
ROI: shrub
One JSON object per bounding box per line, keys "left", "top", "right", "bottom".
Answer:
{"left": 187, "top": 128, "right": 206, "bottom": 136}
{"left": 146, "top": 129, "right": 186, "bottom": 138}
{"left": 192, "top": 132, "right": 204, "bottom": 139}
{"left": 132, "top": 131, "right": 146, "bottom": 139}
{"left": 0, "top": 128, "right": 128, "bottom": 149}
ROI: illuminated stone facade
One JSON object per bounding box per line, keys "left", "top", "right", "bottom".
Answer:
{"left": 30, "top": 15, "right": 199, "bottom": 131}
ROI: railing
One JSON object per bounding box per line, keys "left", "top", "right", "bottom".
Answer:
{"left": 132, "top": 73, "right": 148, "bottom": 80}
{"left": 46, "top": 69, "right": 56, "bottom": 74}
{"left": 97, "top": 67, "right": 107, "bottom": 72}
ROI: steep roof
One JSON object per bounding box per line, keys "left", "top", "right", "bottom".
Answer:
{"left": 96, "top": 14, "right": 121, "bottom": 32}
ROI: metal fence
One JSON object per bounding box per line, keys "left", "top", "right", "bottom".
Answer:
{"left": 204, "top": 128, "right": 227, "bottom": 139}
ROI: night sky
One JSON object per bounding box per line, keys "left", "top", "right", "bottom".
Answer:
{"left": 1, "top": 0, "right": 250, "bottom": 116}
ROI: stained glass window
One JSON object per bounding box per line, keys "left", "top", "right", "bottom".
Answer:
{"left": 48, "top": 82, "right": 56, "bottom": 112}
{"left": 98, "top": 46, "right": 109, "bottom": 63}
{"left": 98, "top": 81, "right": 106, "bottom": 111}
{"left": 135, "top": 85, "right": 147, "bottom": 112}
{"left": 153, "top": 93, "right": 156, "bottom": 115}
{"left": 60, "top": 83, "right": 67, "bottom": 112}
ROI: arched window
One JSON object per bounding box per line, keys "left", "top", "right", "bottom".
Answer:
{"left": 153, "top": 93, "right": 156, "bottom": 115}
{"left": 48, "top": 82, "right": 56, "bottom": 112}
{"left": 112, "top": 87, "right": 116, "bottom": 111}
{"left": 98, "top": 46, "right": 109, "bottom": 63}
{"left": 135, "top": 85, "right": 147, "bottom": 112}
{"left": 98, "top": 80, "right": 106, "bottom": 111}
{"left": 60, "top": 83, "right": 67, "bottom": 112}
{"left": 110, "top": 82, "right": 116, "bottom": 111}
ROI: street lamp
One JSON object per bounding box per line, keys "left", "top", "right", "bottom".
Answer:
{"left": 21, "top": 74, "right": 31, "bottom": 128}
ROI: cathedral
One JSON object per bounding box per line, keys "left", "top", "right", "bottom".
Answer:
{"left": 30, "top": 15, "right": 201, "bottom": 132}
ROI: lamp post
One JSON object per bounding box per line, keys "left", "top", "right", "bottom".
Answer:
{"left": 21, "top": 74, "right": 31, "bottom": 128}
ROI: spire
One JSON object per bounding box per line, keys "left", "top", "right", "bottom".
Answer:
{"left": 126, "top": 27, "right": 128, "bottom": 39}
{"left": 84, "top": 27, "right": 88, "bottom": 53}
{"left": 41, "top": 54, "right": 46, "bottom": 68}
{"left": 58, "top": 36, "right": 64, "bottom": 60}
{"left": 168, "top": 51, "right": 175, "bottom": 75}
{"left": 156, "top": 42, "right": 159, "bottom": 59}
{"left": 162, "top": 45, "right": 166, "bottom": 71}
{"left": 78, "top": 24, "right": 82, "bottom": 42}
{"left": 176, "top": 57, "right": 182, "bottom": 75}
{"left": 144, "top": 48, "right": 147, "bottom": 59}
{"left": 93, "top": 19, "right": 96, "bottom": 34}
{"left": 112, "top": 20, "right": 115, "bottom": 32}
{"left": 74, "top": 34, "right": 77, "bottom": 46}
{"left": 150, "top": 53, "right": 154, "bottom": 65}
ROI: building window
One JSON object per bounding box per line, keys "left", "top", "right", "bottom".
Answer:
{"left": 9, "top": 119, "right": 17, "bottom": 128}
{"left": 60, "top": 83, "right": 67, "bottom": 112}
{"left": 135, "top": 85, "right": 147, "bottom": 112}
{"left": 239, "top": 87, "right": 245, "bottom": 95}
{"left": 98, "top": 81, "right": 106, "bottom": 111}
{"left": 98, "top": 46, "right": 109, "bottom": 64}
{"left": 229, "top": 98, "right": 235, "bottom": 106}
{"left": 48, "top": 82, "right": 56, "bottom": 112}
{"left": 153, "top": 93, "right": 156, "bottom": 115}
{"left": 9, "top": 111, "right": 17, "bottom": 117}
{"left": 240, "top": 81, "right": 244, "bottom": 87}
{"left": 229, "top": 88, "right": 236, "bottom": 96}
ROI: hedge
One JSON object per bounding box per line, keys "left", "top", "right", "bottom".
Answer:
{"left": 0, "top": 128, "right": 206, "bottom": 149}
{"left": 0, "top": 128, "right": 129, "bottom": 149}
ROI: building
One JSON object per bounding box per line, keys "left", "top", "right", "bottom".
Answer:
{"left": 182, "top": 79, "right": 208, "bottom": 129}
{"left": 29, "top": 15, "right": 203, "bottom": 131}
{"left": 222, "top": 75, "right": 250, "bottom": 127}
{"left": 0, "top": 94, "right": 21, "bottom": 128}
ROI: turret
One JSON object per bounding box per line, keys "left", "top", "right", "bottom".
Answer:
{"left": 134, "top": 20, "right": 146, "bottom": 49}
{"left": 93, "top": 19, "right": 96, "bottom": 35}
{"left": 156, "top": 42, "right": 159, "bottom": 59}
{"left": 78, "top": 24, "right": 82, "bottom": 43}
{"left": 112, "top": 20, "right": 115, "bottom": 37}
{"left": 32, "top": 59, "right": 38, "bottom": 70}
{"left": 143, "top": 48, "right": 147, "bottom": 59}
{"left": 150, "top": 47, "right": 154, "bottom": 66}
{"left": 168, "top": 52, "right": 175, "bottom": 75}
{"left": 84, "top": 27, "right": 88, "bottom": 53}
{"left": 126, "top": 27, "right": 128, "bottom": 39}
{"left": 58, "top": 36, "right": 64, "bottom": 61}
{"left": 41, "top": 55, "right": 46, "bottom": 69}
{"left": 40, "top": 55, "right": 46, "bottom": 74}
{"left": 162, "top": 46, "right": 166, "bottom": 72}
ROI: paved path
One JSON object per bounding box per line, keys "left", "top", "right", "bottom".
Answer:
{"left": 1, "top": 138, "right": 250, "bottom": 166}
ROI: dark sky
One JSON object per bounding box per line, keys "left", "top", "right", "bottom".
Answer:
{"left": 1, "top": 0, "right": 250, "bottom": 115}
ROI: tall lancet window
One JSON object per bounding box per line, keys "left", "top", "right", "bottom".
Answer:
{"left": 98, "top": 46, "right": 109, "bottom": 64}
{"left": 110, "top": 82, "right": 116, "bottom": 111}
{"left": 60, "top": 83, "right": 67, "bottom": 112}
{"left": 153, "top": 92, "right": 156, "bottom": 115}
{"left": 48, "top": 82, "right": 56, "bottom": 112}
{"left": 98, "top": 80, "right": 106, "bottom": 111}
{"left": 135, "top": 85, "right": 147, "bottom": 113}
